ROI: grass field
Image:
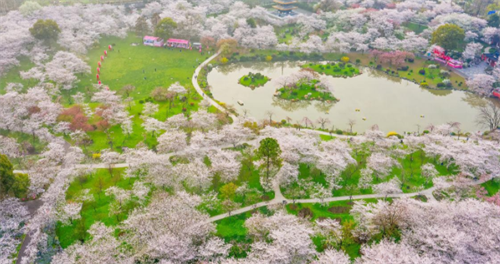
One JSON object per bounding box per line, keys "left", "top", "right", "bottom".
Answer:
{"left": 481, "top": 178, "right": 500, "bottom": 196}
{"left": 303, "top": 62, "right": 360, "bottom": 77}
{"left": 55, "top": 168, "right": 147, "bottom": 248}
{"left": 0, "top": 33, "right": 212, "bottom": 153}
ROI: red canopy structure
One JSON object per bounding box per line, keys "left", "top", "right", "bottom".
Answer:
{"left": 166, "top": 38, "right": 190, "bottom": 49}
{"left": 431, "top": 46, "right": 463, "bottom": 69}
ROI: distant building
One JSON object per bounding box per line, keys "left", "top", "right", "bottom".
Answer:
{"left": 273, "top": 0, "right": 297, "bottom": 16}
{"left": 143, "top": 36, "right": 164, "bottom": 47}
{"left": 482, "top": 52, "right": 499, "bottom": 67}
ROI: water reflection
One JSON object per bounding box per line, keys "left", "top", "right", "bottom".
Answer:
{"left": 208, "top": 61, "right": 492, "bottom": 133}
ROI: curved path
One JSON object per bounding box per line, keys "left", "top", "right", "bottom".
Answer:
{"left": 192, "top": 52, "right": 237, "bottom": 122}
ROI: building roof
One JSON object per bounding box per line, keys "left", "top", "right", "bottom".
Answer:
{"left": 484, "top": 52, "right": 500, "bottom": 60}
{"left": 143, "top": 36, "right": 161, "bottom": 41}
{"left": 167, "top": 38, "right": 189, "bottom": 44}
{"left": 273, "top": 0, "right": 297, "bottom": 4}
{"left": 273, "top": 5, "right": 297, "bottom": 11}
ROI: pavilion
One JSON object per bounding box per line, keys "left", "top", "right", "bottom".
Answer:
{"left": 273, "top": 0, "right": 297, "bottom": 16}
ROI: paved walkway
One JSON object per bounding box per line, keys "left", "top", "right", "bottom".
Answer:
{"left": 206, "top": 178, "right": 492, "bottom": 223}
{"left": 192, "top": 52, "right": 237, "bottom": 122}
{"left": 455, "top": 61, "right": 488, "bottom": 79}
{"left": 207, "top": 187, "right": 436, "bottom": 223}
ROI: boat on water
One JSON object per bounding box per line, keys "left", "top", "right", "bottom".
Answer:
{"left": 237, "top": 100, "right": 244, "bottom": 105}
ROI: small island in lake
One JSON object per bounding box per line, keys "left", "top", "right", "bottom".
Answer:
{"left": 303, "top": 60, "right": 360, "bottom": 78}
{"left": 239, "top": 72, "right": 269, "bottom": 89}
{"left": 275, "top": 69, "right": 337, "bottom": 102}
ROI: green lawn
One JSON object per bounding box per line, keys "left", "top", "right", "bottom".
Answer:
{"left": 0, "top": 56, "right": 36, "bottom": 94}
{"left": 71, "top": 33, "right": 210, "bottom": 153}
{"left": 199, "top": 152, "right": 276, "bottom": 216}
{"left": 239, "top": 72, "right": 269, "bottom": 88}
{"left": 278, "top": 81, "right": 337, "bottom": 102}
{"left": 215, "top": 206, "right": 273, "bottom": 258}
{"left": 276, "top": 25, "right": 296, "bottom": 44}
{"left": 286, "top": 199, "right": 380, "bottom": 259}
{"left": 55, "top": 168, "right": 147, "bottom": 248}
{"left": 303, "top": 62, "right": 360, "bottom": 78}
{"left": 481, "top": 179, "right": 500, "bottom": 196}
{"left": 404, "top": 22, "right": 428, "bottom": 34}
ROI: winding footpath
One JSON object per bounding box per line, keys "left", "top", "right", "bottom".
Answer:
{"left": 11, "top": 54, "right": 485, "bottom": 263}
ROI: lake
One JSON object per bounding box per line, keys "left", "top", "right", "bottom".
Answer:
{"left": 207, "top": 61, "right": 491, "bottom": 133}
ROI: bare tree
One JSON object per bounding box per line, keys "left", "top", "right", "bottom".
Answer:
{"left": 448, "top": 122, "right": 461, "bottom": 139}
{"left": 476, "top": 102, "right": 500, "bottom": 131}
{"left": 265, "top": 110, "right": 274, "bottom": 125}
{"left": 302, "top": 117, "right": 313, "bottom": 128}
{"left": 348, "top": 119, "right": 356, "bottom": 133}
{"left": 316, "top": 117, "right": 330, "bottom": 130}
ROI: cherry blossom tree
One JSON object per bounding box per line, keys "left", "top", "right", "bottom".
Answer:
{"left": 52, "top": 222, "right": 129, "bottom": 264}
{"left": 57, "top": 201, "right": 82, "bottom": 225}
{"left": 462, "top": 42, "right": 483, "bottom": 60}
{"left": 367, "top": 152, "right": 398, "bottom": 181}
{"left": 45, "top": 51, "right": 91, "bottom": 91}
{"left": 0, "top": 198, "right": 29, "bottom": 264}
{"left": 157, "top": 130, "right": 187, "bottom": 153}
{"left": 466, "top": 74, "right": 496, "bottom": 95}
{"left": 121, "top": 192, "right": 224, "bottom": 262}
{"left": 208, "top": 149, "right": 241, "bottom": 183}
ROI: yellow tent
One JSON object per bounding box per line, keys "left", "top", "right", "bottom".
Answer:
{"left": 386, "top": 131, "right": 399, "bottom": 137}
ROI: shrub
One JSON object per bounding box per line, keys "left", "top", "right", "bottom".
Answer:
{"left": 418, "top": 69, "right": 426, "bottom": 75}
{"left": 356, "top": 59, "right": 361, "bottom": 63}
{"left": 408, "top": 58, "right": 414, "bottom": 63}
{"left": 265, "top": 55, "right": 273, "bottom": 61}
{"left": 420, "top": 82, "right": 428, "bottom": 87}
{"left": 346, "top": 64, "right": 352, "bottom": 68}
{"left": 399, "top": 66, "right": 409, "bottom": 71}
{"left": 333, "top": 68, "right": 341, "bottom": 72}
{"left": 423, "top": 130, "right": 430, "bottom": 134}
{"left": 335, "top": 129, "right": 343, "bottom": 135}
{"left": 437, "top": 82, "right": 445, "bottom": 88}
{"left": 281, "top": 119, "right": 287, "bottom": 125}
{"left": 12, "top": 173, "right": 30, "bottom": 198}
{"left": 440, "top": 70, "right": 450, "bottom": 77}
{"left": 220, "top": 57, "right": 229, "bottom": 64}
{"left": 376, "top": 64, "right": 382, "bottom": 69}
{"left": 92, "top": 153, "right": 101, "bottom": 159}
{"left": 341, "top": 56, "right": 350, "bottom": 63}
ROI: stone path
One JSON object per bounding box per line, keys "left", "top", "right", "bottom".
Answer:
{"left": 455, "top": 61, "right": 488, "bottom": 79}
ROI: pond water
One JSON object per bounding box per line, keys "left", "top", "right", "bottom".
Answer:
{"left": 207, "top": 61, "right": 492, "bottom": 133}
